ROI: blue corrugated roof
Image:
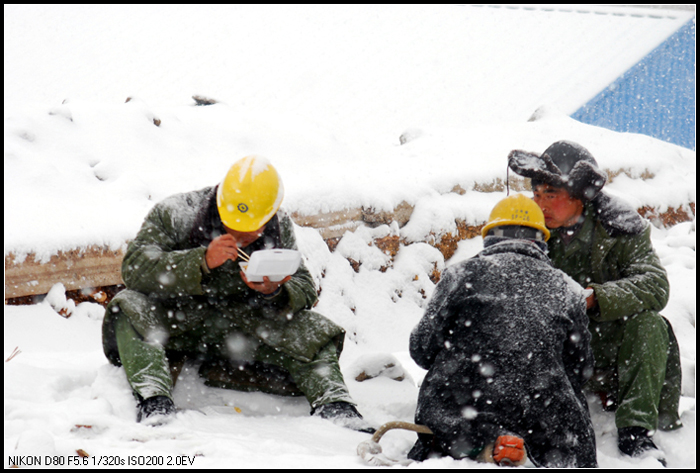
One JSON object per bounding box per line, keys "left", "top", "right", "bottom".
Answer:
{"left": 572, "top": 18, "right": 696, "bottom": 150}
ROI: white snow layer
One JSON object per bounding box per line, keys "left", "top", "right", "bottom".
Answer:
{"left": 4, "top": 4, "right": 696, "bottom": 469}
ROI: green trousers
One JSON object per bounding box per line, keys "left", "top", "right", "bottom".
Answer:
{"left": 587, "top": 311, "right": 682, "bottom": 432}
{"left": 103, "top": 289, "right": 353, "bottom": 410}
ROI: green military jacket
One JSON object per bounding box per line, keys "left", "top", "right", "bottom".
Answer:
{"left": 547, "top": 195, "right": 669, "bottom": 323}
{"left": 111, "top": 186, "right": 343, "bottom": 363}
{"left": 547, "top": 194, "right": 684, "bottom": 433}
{"left": 122, "top": 186, "right": 317, "bottom": 307}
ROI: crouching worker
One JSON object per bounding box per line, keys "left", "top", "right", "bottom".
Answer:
{"left": 508, "top": 141, "right": 682, "bottom": 464}
{"left": 102, "top": 156, "right": 372, "bottom": 432}
{"left": 408, "top": 194, "right": 597, "bottom": 467}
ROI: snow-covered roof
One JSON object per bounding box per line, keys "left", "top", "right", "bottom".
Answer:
{"left": 4, "top": 5, "right": 695, "bottom": 140}
{"left": 572, "top": 14, "right": 696, "bottom": 149}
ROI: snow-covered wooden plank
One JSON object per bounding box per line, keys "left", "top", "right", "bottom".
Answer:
{"left": 4, "top": 200, "right": 694, "bottom": 301}
{"left": 5, "top": 247, "right": 124, "bottom": 299}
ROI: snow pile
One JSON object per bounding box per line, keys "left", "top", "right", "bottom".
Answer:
{"left": 4, "top": 4, "right": 695, "bottom": 260}
{"left": 4, "top": 4, "right": 696, "bottom": 469}
{"left": 5, "top": 101, "right": 695, "bottom": 261}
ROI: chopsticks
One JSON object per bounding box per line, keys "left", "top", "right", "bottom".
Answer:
{"left": 237, "top": 248, "right": 251, "bottom": 262}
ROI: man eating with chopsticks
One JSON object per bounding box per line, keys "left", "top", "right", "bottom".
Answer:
{"left": 101, "top": 156, "right": 373, "bottom": 432}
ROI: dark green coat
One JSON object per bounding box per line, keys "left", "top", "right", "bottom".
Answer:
{"left": 547, "top": 194, "right": 669, "bottom": 324}
{"left": 547, "top": 192, "right": 681, "bottom": 431}
{"left": 104, "top": 186, "right": 344, "bottom": 365}
{"left": 122, "top": 186, "right": 318, "bottom": 312}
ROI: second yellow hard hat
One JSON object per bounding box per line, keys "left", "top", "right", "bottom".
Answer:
{"left": 481, "top": 193, "right": 550, "bottom": 241}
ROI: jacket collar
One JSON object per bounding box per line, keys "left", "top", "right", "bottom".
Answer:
{"left": 552, "top": 203, "right": 616, "bottom": 276}
{"left": 481, "top": 237, "right": 550, "bottom": 262}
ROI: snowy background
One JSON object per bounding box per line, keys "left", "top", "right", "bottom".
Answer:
{"left": 4, "top": 4, "right": 696, "bottom": 468}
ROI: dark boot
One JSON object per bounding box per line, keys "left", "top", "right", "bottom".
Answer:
{"left": 137, "top": 395, "right": 176, "bottom": 425}
{"left": 312, "top": 402, "right": 376, "bottom": 434}
{"left": 407, "top": 434, "right": 440, "bottom": 462}
{"left": 618, "top": 427, "right": 667, "bottom": 466}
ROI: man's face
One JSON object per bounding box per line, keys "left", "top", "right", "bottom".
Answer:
{"left": 224, "top": 224, "right": 266, "bottom": 247}
{"left": 533, "top": 184, "right": 584, "bottom": 229}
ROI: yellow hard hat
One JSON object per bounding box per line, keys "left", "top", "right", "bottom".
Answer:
{"left": 216, "top": 156, "right": 284, "bottom": 232}
{"left": 481, "top": 194, "right": 550, "bottom": 241}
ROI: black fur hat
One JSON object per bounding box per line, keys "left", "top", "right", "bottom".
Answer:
{"left": 508, "top": 140, "right": 607, "bottom": 201}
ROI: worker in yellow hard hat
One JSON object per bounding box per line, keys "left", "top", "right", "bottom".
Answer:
{"left": 102, "top": 156, "right": 373, "bottom": 432}
{"left": 207, "top": 156, "right": 288, "bottom": 295}
{"left": 408, "top": 193, "right": 597, "bottom": 467}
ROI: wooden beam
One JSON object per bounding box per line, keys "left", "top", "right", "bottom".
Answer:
{"left": 5, "top": 197, "right": 694, "bottom": 301}
{"left": 5, "top": 247, "right": 124, "bottom": 299}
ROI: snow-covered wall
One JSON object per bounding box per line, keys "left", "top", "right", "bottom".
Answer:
{"left": 4, "top": 100, "right": 695, "bottom": 262}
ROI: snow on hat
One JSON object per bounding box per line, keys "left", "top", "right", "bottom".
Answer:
{"left": 508, "top": 140, "right": 607, "bottom": 201}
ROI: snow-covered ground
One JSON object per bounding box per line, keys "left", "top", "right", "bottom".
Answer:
{"left": 4, "top": 215, "right": 696, "bottom": 469}
{"left": 4, "top": 4, "right": 696, "bottom": 469}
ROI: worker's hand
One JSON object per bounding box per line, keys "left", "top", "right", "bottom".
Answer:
{"left": 205, "top": 234, "right": 240, "bottom": 269}
{"left": 585, "top": 287, "right": 597, "bottom": 310}
{"left": 241, "top": 273, "right": 291, "bottom": 295}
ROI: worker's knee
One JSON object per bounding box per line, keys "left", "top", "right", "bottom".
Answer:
{"left": 622, "top": 311, "right": 669, "bottom": 347}
{"left": 102, "top": 290, "right": 164, "bottom": 365}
